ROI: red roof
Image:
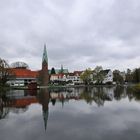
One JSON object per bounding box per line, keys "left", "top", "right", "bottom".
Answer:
{"left": 11, "top": 68, "right": 39, "bottom": 78}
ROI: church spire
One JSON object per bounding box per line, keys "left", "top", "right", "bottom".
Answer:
{"left": 60, "top": 64, "right": 63, "bottom": 74}
{"left": 42, "top": 44, "right": 48, "bottom": 64}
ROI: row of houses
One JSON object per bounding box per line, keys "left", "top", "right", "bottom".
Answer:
{"left": 50, "top": 69, "right": 113, "bottom": 85}
{"left": 7, "top": 64, "right": 114, "bottom": 87}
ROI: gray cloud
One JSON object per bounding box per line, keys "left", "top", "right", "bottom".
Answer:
{"left": 0, "top": 0, "right": 140, "bottom": 71}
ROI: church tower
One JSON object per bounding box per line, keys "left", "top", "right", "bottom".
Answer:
{"left": 41, "top": 44, "right": 49, "bottom": 86}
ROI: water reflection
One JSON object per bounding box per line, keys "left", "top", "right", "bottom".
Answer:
{"left": 0, "top": 86, "right": 140, "bottom": 132}
{"left": 38, "top": 89, "right": 50, "bottom": 131}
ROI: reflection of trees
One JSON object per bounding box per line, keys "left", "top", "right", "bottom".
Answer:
{"left": 0, "top": 105, "right": 9, "bottom": 120}
{"left": 114, "top": 86, "right": 125, "bottom": 100}
{"left": 80, "top": 87, "right": 113, "bottom": 106}
{"left": 127, "top": 86, "right": 140, "bottom": 101}
{"left": 80, "top": 87, "right": 93, "bottom": 105}
{"left": 126, "top": 87, "right": 135, "bottom": 101}
{"left": 80, "top": 86, "right": 140, "bottom": 106}
{"left": 113, "top": 86, "right": 140, "bottom": 102}
{"left": 0, "top": 95, "right": 10, "bottom": 119}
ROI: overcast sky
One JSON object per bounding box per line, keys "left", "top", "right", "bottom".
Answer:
{"left": 0, "top": 0, "right": 140, "bottom": 71}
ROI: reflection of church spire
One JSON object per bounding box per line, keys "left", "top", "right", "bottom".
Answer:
{"left": 43, "top": 109, "right": 49, "bottom": 131}
{"left": 38, "top": 89, "right": 50, "bottom": 131}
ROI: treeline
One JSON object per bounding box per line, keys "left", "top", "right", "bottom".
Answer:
{"left": 125, "top": 68, "right": 140, "bottom": 83}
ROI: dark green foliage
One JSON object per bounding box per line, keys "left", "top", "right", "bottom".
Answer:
{"left": 51, "top": 67, "right": 56, "bottom": 74}
{"left": 125, "top": 69, "right": 133, "bottom": 83}
{"left": 80, "top": 68, "right": 92, "bottom": 85}
{"left": 132, "top": 68, "right": 140, "bottom": 83}
{"left": 113, "top": 70, "right": 124, "bottom": 84}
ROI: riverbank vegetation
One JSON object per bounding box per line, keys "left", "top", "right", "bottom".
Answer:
{"left": 0, "top": 58, "right": 15, "bottom": 88}
{"left": 133, "top": 83, "right": 140, "bottom": 92}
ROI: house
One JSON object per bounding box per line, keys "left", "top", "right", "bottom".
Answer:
{"left": 50, "top": 73, "right": 66, "bottom": 81}
{"left": 67, "top": 71, "right": 83, "bottom": 84}
{"left": 92, "top": 69, "right": 113, "bottom": 84}
{"left": 50, "top": 71, "right": 83, "bottom": 85}
{"left": 7, "top": 67, "right": 39, "bottom": 87}
{"left": 101, "top": 69, "right": 113, "bottom": 84}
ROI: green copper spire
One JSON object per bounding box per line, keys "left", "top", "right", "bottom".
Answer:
{"left": 60, "top": 64, "right": 63, "bottom": 74}
{"left": 42, "top": 44, "right": 48, "bottom": 64}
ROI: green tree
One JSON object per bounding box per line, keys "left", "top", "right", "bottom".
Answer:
{"left": 132, "top": 68, "right": 140, "bottom": 83}
{"left": 94, "top": 66, "right": 103, "bottom": 73}
{"left": 125, "top": 69, "right": 133, "bottom": 83}
{"left": 93, "top": 66, "right": 104, "bottom": 84}
{"left": 51, "top": 67, "right": 56, "bottom": 74}
{"left": 113, "top": 70, "right": 124, "bottom": 84}
{"left": 80, "top": 68, "right": 92, "bottom": 85}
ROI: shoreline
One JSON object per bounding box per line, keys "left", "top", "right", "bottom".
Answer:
{"left": 7, "top": 84, "right": 134, "bottom": 90}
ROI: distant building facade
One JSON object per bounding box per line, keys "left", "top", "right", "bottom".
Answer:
{"left": 7, "top": 63, "right": 38, "bottom": 87}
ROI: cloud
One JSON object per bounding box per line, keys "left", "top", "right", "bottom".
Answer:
{"left": 0, "top": 0, "right": 140, "bottom": 71}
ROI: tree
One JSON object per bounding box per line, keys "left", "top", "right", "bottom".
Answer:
{"left": 113, "top": 70, "right": 124, "bottom": 84}
{"left": 93, "top": 66, "right": 104, "bottom": 84}
{"left": 94, "top": 66, "right": 103, "bottom": 73}
{"left": 132, "top": 68, "right": 140, "bottom": 83}
{"left": 51, "top": 67, "right": 56, "bottom": 74}
{"left": 0, "top": 58, "right": 14, "bottom": 86}
{"left": 80, "top": 68, "right": 92, "bottom": 85}
{"left": 125, "top": 69, "right": 133, "bottom": 83}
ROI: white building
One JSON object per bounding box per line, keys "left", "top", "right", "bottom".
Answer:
{"left": 101, "top": 69, "right": 113, "bottom": 84}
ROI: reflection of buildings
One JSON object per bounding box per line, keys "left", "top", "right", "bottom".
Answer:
{"left": 0, "top": 90, "right": 38, "bottom": 120}
{"left": 1, "top": 86, "right": 139, "bottom": 128}
{"left": 0, "top": 89, "right": 50, "bottom": 131}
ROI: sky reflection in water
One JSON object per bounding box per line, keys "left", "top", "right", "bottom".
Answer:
{"left": 0, "top": 86, "right": 140, "bottom": 140}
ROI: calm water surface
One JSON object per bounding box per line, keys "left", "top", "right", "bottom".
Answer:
{"left": 0, "top": 86, "right": 140, "bottom": 140}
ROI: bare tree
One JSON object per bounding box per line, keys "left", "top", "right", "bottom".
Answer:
{"left": 0, "top": 58, "right": 14, "bottom": 86}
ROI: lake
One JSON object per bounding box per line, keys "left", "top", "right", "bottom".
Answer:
{"left": 0, "top": 86, "right": 140, "bottom": 140}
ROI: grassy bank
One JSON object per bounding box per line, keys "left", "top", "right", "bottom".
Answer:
{"left": 133, "top": 83, "right": 140, "bottom": 92}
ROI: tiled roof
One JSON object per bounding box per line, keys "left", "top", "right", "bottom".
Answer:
{"left": 11, "top": 68, "right": 39, "bottom": 78}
